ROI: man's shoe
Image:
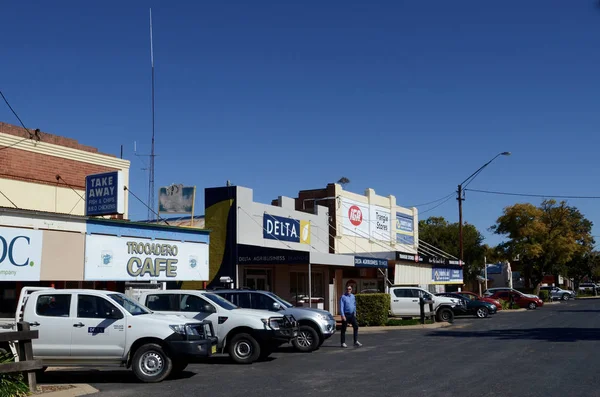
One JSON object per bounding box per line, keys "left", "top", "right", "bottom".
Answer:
{"left": 354, "top": 341, "right": 362, "bottom": 347}
{"left": 341, "top": 343, "right": 348, "bottom": 348}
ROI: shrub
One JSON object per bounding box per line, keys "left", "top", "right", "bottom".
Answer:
{"left": 0, "top": 354, "right": 29, "bottom": 397}
{"left": 499, "top": 299, "right": 521, "bottom": 310}
{"left": 539, "top": 290, "right": 550, "bottom": 302}
{"left": 355, "top": 293, "right": 390, "bottom": 326}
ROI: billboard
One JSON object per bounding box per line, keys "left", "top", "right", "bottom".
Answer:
{"left": 263, "top": 214, "right": 310, "bottom": 244}
{"left": 396, "top": 212, "right": 415, "bottom": 245}
{"left": 84, "top": 234, "right": 209, "bottom": 281}
{"left": 341, "top": 198, "right": 393, "bottom": 242}
{"left": 158, "top": 184, "right": 196, "bottom": 214}
{"left": 85, "top": 171, "right": 125, "bottom": 216}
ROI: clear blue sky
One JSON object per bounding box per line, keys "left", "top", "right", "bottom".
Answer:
{"left": 2, "top": 0, "right": 600, "bottom": 248}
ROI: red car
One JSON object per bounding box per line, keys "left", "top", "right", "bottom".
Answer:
{"left": 489, "top": 290, "right": 544, "bottom": 310}
{"left": 457, "top": 291, "right": 502, "bottom": 310}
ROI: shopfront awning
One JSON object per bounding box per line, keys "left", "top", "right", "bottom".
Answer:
{"left": 309, "top": 252, "right": 354, "bottom": 267}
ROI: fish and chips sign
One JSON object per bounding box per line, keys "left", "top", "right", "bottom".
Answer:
{"left": 85, "top": 171, "right": 125, "bottom": 216}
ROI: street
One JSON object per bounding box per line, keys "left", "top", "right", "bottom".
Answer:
{"left": 40, "top": 299, "right": 600, "bottom": 397}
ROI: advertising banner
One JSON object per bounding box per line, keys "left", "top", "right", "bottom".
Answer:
{"left": 263, "top": 214, "right": 310, "bottom": 244}
{"left": 85, "top": 171, "right": 125, "bottom": 216}
{"left": 159, "top": 184, "right": 196, "bottom": 214}
{"left": 370, "top": 205, "right": 392, "bottom": 241}
{"left": 396, "top": 212, "right": 415, "bottom": 245}
{"left": 0, "top": 227, "right": 43, "bottom": 281}
{"left": 84, "top": 234, "right": 209, "bottom": 281}
{"left": 341, "top": 198, "right": 370, "bottom": 238}
{"left": 431, "top": 268, "right": 463, "bottom": 283}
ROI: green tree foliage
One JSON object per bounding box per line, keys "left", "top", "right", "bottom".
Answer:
{"left": 418, "top": 217, "right": 485, "bottom": 282}
{"left": 565, "top": 251, "right": 600, "bottom": 288}
{"left": 491, "top": 200, "right": 594, "bottom": 292}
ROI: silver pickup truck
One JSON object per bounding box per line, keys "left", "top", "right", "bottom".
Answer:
{"left": 210, "top": 289, "right": 336, "bottom": 352}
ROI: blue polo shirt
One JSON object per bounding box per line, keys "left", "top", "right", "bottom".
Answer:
{"left": 339, "top": 293, "right": 356, "bottom": 315}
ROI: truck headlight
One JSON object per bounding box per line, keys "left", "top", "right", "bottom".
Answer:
{"left": 169, "top": 324, "right": 187, "bottom": 335}
{"left": 261, "top": 318, "right": 281, "bottom": 330}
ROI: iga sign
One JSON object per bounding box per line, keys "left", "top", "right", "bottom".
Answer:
{"left": 84, "top": 234, "right": 208, "bottom": 281}
{"left": 0, "top": 227, "right": 43, "bottom": 281}
{"left": 341, "top": 198, "right": 370, "bottom": 238}
{"left": 85, "top": 171, "right": 125, "bottom": 216}
{"left": 432, "top": 268, "right": 463, "bottom": 283}
{"left": 263, "top": 214, "right": 310, "bottom": 244}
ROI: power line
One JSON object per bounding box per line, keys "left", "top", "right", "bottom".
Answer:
{"left": 124, "top": 186, "right": 170, "bottom": 225}
{"left": 465, "top": 188, "right": 600, "bottom": 200}
{"left": 406, "top": 192, "right": 455, "bottom": 208}
{"left": 0, "top": 190, "right": 18, "bottom": 209}
{"left": 55, "top": 175, "right": 86, "bottom": 201}
{"left": 418, "top": 195, "right": 455, "bottom": 215}
{"left": 0, "top": 89, "right": 33, "bottom": 138}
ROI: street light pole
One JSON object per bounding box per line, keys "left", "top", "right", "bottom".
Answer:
{"left": 457, "top": 152, "right": 511, "bottom": 264}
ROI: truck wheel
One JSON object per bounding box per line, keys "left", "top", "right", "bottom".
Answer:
{"left": 436, "top": 307, "right": 454, "bottom": 323}
{"left": 131, "top": 343, "right": 173, "bottom": 383}
{"left": 292, "top": 325, "right": 319, "bottom": 352}
{"left": 228, "top": 333, "right": 260, "bottom": 364}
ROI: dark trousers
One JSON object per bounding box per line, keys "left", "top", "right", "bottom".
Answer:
{"left": 341, "top": 313, "right": 359, "bottom": 344}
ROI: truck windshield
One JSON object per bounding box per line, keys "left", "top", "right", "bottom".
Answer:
{"left": 266, "top": 292, "right": 293, "bottom": 308}
{"left": 109, "top": 294, "right": 150, "bottom": 316}
{"left": 203, "top": 293, "right": 238, "bottom": 310}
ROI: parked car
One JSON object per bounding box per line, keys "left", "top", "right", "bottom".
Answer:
{"left": 483, "top": 287, "right": 539, "bottom": 300}
{"left": 436, "top": 293, "right": 498, "bottom": 318}
{"left": 0, "top": 287, "right": 217, "bottom": 383}
{"left": 578, "top": 283, "right": 599, "bottom": 293}
{"left": 135, "top": 289, "right": 298, "bottom": 364}
{"left": 388, "top": 286, "right": 463, "bottom": 322}
{"left": 540, "top": 286, "right": 576, "bottom": 301}
{"left": 487, "top": 289, "right": 544, "bottom": 310}
{"left": 210, "top": 289, "right": 336, "bottom": 353}
{"left": 456, "top": 291, "right": 502, "bottom": 310}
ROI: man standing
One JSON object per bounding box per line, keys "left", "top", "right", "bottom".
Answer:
{"left": 340, "top": 285, "right": 362, "bottom": 348}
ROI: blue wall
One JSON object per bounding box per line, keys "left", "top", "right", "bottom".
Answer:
{"left": 86, "top": 219, "right": 209, "bottom": 244}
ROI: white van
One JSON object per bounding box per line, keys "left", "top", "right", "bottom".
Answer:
{"left": 0, "top": 287, "right": 217, "bottom": 383}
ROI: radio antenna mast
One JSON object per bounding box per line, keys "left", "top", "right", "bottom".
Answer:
{"left": 148, "top": 8, "right": 156, "bottom": 220}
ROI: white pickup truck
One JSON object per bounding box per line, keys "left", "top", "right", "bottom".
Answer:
{"left": 0, "top": 287, "right": 217, "bottom": 383}
{"left": 389, "top": 286, "right": 463, "bottom": 322}
{"left": 134, "top": 289, "right": 298, "bottom": 364}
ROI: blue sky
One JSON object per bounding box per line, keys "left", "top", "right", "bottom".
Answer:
{"left": 2, "top": 0, "right": 600, "bottom": 247}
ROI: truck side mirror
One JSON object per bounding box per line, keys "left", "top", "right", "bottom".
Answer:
{"left": 107, "top": 308, "right": 124, "bottom": 320}
{"left": 272, "top": 302, "right": 281, "bottom": 311}
{"left": 203, "top": 304, "right": 216, "bottom": 314}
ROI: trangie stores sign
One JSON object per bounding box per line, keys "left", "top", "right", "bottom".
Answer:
{"left": 84, "top": 234, "right": 209, "bottom": 281}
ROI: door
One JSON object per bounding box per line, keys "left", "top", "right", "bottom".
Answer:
{"left": 70, "top": 294, "right": 127, "bottom": 358}
{"left": 246, "top": 274, "right": 268, "bottom": 290}
{"left": 179, "top": 294, "right": 221, "bottom": 338}
{"left": 29, "top": 292, "right": 74, "bottom": 358}
{"left": 391, "top": 289, "right": 420, "bottom": 316}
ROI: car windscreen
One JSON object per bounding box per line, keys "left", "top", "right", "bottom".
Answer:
{"left": 203, "top": 293, "right": 238, "bottom": 310}
{"left": 266, "top": 292, "right": 294, "bottom": 308}
{"left": 108, "top": 294, "right": 150, "bottom": 315}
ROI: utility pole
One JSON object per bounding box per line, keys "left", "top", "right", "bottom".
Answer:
{"left": 457, "top": 184, "right": 464, "bottom": 263}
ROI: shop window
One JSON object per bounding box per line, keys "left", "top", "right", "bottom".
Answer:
{"left": 289, "top": 271, "right": 324, "bottom": 305}
{"left": 36, "top": 294, "right": 71, "bottom": 317}
{"left": 77, "top": 295, "right": 120, "bottom": 319}
{"left": 243, "top": 269, "right": 272, "bottom": 291}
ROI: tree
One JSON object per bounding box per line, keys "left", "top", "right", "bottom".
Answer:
{"left": 565, "top": 251, "right": 600, "bottom": 290}
{"left": 418, "top": 217, "right": 486, "bottom": 282}
{"left": 491, "top": 199, "right": 594, "bottom": 293}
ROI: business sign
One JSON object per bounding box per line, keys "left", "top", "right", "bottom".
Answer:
{"left": 0, "top": 227, "right": 43, "bottom": 281}
{"left": 237, "top": 244, "right": 309, "bottom": 265}
{"left": 263, "top": 214, "right": 310, "bottom": 244}
{"left": 341, "top": 198, "right": 370, "bottom": 238}
{"left": 396, "top": 212, "right": 415, "bottom": 245}
{"left": 85, "top": 171, "right": 125, "bottom": 216}
{"left": 158, "top": 184, "right": 196, "bottom": 214}
{"left": 396, "top": 251, "right": 464, "bottom": 266}
{"left": 432, "top": 268, "right": 463, "bottom": 284}
{"left": 370, "top": 206, "right": 391, "bottom": 241}
{"left": 354, "top": 256, "right": 388, "bottom": 268}
{"left": 84, "top": 234, "right": 209, "bottom": 281}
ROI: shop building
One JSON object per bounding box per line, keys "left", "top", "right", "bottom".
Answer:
{"left": 205, "top": 185, "right": 354, "bottom": 312}
{"left": 279, "top": 182, "right": 464, "bottom": 294}
{"left": 0, "top": 122, "right": 130, "bottom": 217}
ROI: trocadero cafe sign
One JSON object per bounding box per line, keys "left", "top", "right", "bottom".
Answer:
{"left": 84, "top": 234, "right": 209, "bottom": 281}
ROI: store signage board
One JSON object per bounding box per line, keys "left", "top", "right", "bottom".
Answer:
{"left": 85, "top": 171, "right": 125, "bottom": 216}
{"left": 0, "top": 227, "right": 43, "bottom": 281}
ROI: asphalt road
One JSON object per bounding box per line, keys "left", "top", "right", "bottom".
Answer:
{"left": 40, "top": 298, "right": 600, "bottom": 397}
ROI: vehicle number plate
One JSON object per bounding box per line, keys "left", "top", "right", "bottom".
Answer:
{"left": 211, "top": 345, "right": 217, "bottom": 354}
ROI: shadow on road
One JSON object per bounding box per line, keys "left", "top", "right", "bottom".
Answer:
{"left": 557, "top": 310, "right": 600, "bottom": 313}
{"left": 38, "top": 368, "right": 194, "bottom": 385}
{"left": 426, "top": 328, "right": 600, "bottom": 342}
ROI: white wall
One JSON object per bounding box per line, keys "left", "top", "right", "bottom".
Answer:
{"left": 394, "top": 262, "right": 432, "bottom": 286}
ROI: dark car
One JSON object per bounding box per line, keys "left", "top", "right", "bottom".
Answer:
{"left": 435, "top": 293, "right": 498, "bottom": 318}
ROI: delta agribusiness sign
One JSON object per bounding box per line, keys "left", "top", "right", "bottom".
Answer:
{"left": 0, "top": 227, "right": 43, "bottom": 281}
{"left": 263, "top": 214, "right": 310, "bottom": 244}
{"left": 85, "top": 171, "right": 125, "bottom": 216}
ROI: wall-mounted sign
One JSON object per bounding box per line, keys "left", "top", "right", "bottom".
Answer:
{"left": 263, "top": 214, "right": 310, "bottom": 244}
{"left": 396, "top": 251, "right": 463, "bottom": 267}
{"left": 84, "top": 234, "right": 208, "bottom": 281}
{"left": 432, "top": 268, "right": 463, "bottom": 283}
{"left": 354, "top": 256, "right": 388, "bottom": 268}
{"left": 85, "top": 171, "right": 125, "bottom": 216}
{"left": 158, "top": 184, "right": 196, "bottom": 214}
{"left": 237, "top": 244, "right": 309, "bottom": 265}
{"left": 341, "top": 198, "right": 370, "bottom": 238}
{"left": 396, "top": 212, "right": 415, "bottom": 245}
{"left": 370, "top": 206, "right": 391, "bottom": 241}
{"left": 0, "top": 227, "right": 43, "bottom": 281}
